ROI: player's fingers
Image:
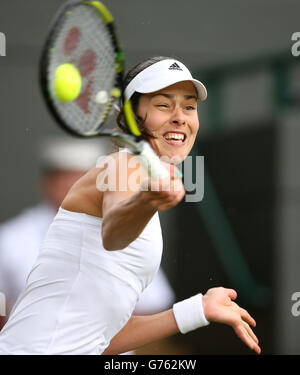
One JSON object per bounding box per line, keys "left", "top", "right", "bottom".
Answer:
{"left": 226, "top": 288, "right": 237, "bottom": 301}
{"left": 239, "top": 307, "right": 256, "bottom": 327}
{"left": 242, "top": 321, "right": 259, "bottom": 344}
{"left": 142, "top": 173, "right": 184, "bottom": 194}
{"left": 234, "top": 325, "right": 261, "bottom": 355}
{"left": 157, "top": 193, "right": 185, "bottom": 211}
{"left": 161, "top": 162, "right": 182, "bottom": 180}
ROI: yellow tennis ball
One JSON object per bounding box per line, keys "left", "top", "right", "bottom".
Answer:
{"left": 54, "top": 63, "right": 82, "bottom": 102}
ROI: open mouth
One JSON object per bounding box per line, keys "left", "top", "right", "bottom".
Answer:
{"left": 163, "top": 132, "right": 186, "bottom": 146}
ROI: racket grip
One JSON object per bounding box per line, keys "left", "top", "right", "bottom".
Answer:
{"left": 137, "top": 141, "right": 169, "bottom": 179}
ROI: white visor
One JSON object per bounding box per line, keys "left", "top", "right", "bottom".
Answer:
{"left": 124, "top": 59, "right": 207, "bottom": 101}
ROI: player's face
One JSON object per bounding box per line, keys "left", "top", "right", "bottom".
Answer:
{"left": 136, "top": 81, "right": 199, "bottom": 163}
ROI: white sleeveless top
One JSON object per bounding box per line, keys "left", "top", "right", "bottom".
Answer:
{"left": 0, "top": 150, "right": 163, "bottom": 355}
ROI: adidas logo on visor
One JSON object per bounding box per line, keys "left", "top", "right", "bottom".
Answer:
{"left": 168, "top": 62, "right": 183, "bottom": 71}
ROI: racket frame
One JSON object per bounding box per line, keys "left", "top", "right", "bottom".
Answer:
{"left": 40, "top": 0, "right": 169, "bottom": 178}
{"left": 39, "top": 0, "right": 124, "bottom": 139}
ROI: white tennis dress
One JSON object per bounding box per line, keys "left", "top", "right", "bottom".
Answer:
{"left": 0, "top": 206, "right": 163, "bottom": 354}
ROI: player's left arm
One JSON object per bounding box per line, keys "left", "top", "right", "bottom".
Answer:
{"left": 102, "top": 309, "right": 178, "bottom": 355}
{"left": 102, "top": 287, "right": 261, "bottom": 355}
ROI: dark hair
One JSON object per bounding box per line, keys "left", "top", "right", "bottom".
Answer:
{"left": 117, "top": 56, "right": 173, "bottom": 141}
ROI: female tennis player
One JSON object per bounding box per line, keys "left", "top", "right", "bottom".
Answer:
{"left": 0, "top": 56, "right": 261, "bottom": 355}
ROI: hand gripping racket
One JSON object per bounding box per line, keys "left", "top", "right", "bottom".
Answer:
{"left": 39, "top": 0, "right": 168, "bottom": 179}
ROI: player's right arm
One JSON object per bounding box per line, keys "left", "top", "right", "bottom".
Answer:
{"left": 99, "top": 152, "right": 185, "bottom": 251}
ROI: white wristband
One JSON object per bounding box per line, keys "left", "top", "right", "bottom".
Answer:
{"left": 173, "top": 293, "right": 210, "bottom": 334}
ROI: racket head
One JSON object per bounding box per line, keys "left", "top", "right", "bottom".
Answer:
{"left": 40, "top": 0, "right": 124, "bottom": 138}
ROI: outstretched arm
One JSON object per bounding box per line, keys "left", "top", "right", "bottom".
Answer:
{"left": 102, "top": 309, "right": 178, "bottom": 355}
{"left": 102, "top": 287, "right": 261, "bottom": 355}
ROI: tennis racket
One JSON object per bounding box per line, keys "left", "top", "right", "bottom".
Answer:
{"left": 39, "top": 0, "right": 168, "bottom": 179}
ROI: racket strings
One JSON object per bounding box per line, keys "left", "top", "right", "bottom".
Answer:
{"left": 48, "top": 4, "right": 117, "bottom": 135}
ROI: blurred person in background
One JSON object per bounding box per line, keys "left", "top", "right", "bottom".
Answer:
{"left": 0, "top": 136, "right": 175, "bottom": 353}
